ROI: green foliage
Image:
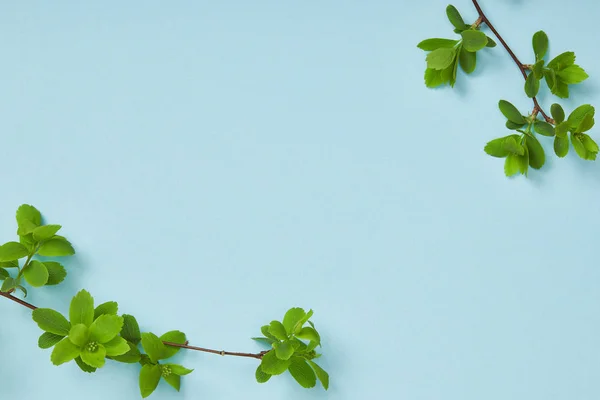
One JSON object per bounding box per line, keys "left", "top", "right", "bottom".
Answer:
{"left": 253, "top": 308, "right": 329, "bottom": 390}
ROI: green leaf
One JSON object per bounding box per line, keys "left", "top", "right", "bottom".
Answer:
{"left": 273, "top": 340, "right": 295, "bottom": 360}
{"left": 70, "top": 289, "right": 95, "bottom": 327}
{"left": 568, "top": 105, "right": 595, "bottom": 131}
{"left": 44, "top": 262, "right": 67, "bottom": 285}
{"left": 557, "top": 65, "right": 589, "bottom": 84}
{"left": 0, "top": 260, "right": 19, "bottom": 269}
{"left": 0, "top": 242, "right": 29, "bottom": 262}
{"left": 94, "top": 301, "right": 118, "bottom": 319}
{"left": 32, "top": 308, "right": 71, "bottom": 335}
{"left": 459, "top": 46, "right": 477, "bottom": 74}
{"left": 19, "top": 234, "right": 35, "bottom": 253}
{"left": 533, "top": 121, "right": 555, "bottom": 137}
{"left": 532, "top": 31, "right": 548, "bottom": 60}
{"left": 69, "top": 323, "right": 90, "bottom": 347}
{"left": 109, "top": 341, "right": 142, "bottom": 363}
{"left": 503, "top": 135, "right": 525, "bottom": 155}
{"left": 260, "top": 350, "right": 291, "bottom": 375}
{"left": 37, "top": 236, "right": 75, "bottom": 257}
{"left": 548, "top": 51, "right": 575, "bottom": 71}
{"left": 498, "top": 100, "right": 526, "bottom": 124}
{"left": 554, "top": 135, "right": 569, "bottom": 157}
{"left": 581, "top": 134, "right": 599, "bottom": 154}
{"left": 426, "top": 47, "right": 456, "bottom": 70}
{"left": 75, "top": 356, "right": 97, "bottom": 373}
{"left": 0, "top": 268, "right": 8, "bottom": 280}
{"left": 485, "top": 36, "right": 497, "bottom": 47}
{"left": 89, "top": 314, "right": 124, "bottom": 344}
{"left": 163, "top": 373, "right": 181, "bottom": 391}
{"left": 51, "top": 337, "right": 81, "bottom": 365}
{"left": 417, "top": 38, "right": 458, "bottom": 51}
{"left": 461, "top": 30, "right": 488, "bottom": 52}
{"left": 555, "top": 121, "right": 569, "bottom": 138}
{"left": 572, "top": 133, "right": 590, "bottom": 159}
{"left": 524, "top": 73, "right": 539, "bottom": 98}
{"left": 307, "top": 360, "right": 329, "bottom": 390}
{"left": 104, "top": 336, "right": 130, "bottom": 357}
{"left": 166, "top": 364, "right": 194, "bottom": 376}
{"left": 288, "top": 357, "right": 317, "bottom": 388}
{"left": 160, "top": 330, "right": 187, "bottom": 359}
{"left": 1, "top": 276, "right": 17, "bottom": 292}
{"left": 532, "top": 60, "right": 545, "bottom": 80}
{"left": 81, "top": 343, "right": 107, "bottom": 368}
{"left": 253, "top": 337, "right": 276, "bottom": 346}
{"left": 506, "top": 120, "right": 524, "bottom": 130}
{"left": 576, "top": 113, "right": 595, "bottom": 133}
{"left": 16, "top": 204, "right": 41, "bottom": 236}
{"left": 121, "top": 314, "right": 142, "bottom": 345}
{"left": 32, "top": 225, "right": 62, "bottom": 242}
{"left": 255, "top": 365, "right": 272, "bottom": 383}
{"left": 141, "top": 332, "right": 166, "bottom": 363}
{"left": 139, "top": 364, "right": 162, "bottom": 398}
{"left": 283, "top": 308, "right": 307, "bottom": 334}
{"left": 38, "top": 332, "right": 65, "bottom": 349}
{"left": 268, "top": 321, "right": 288, "bottom": 340}
{"left": 296, "top": 327, "right": 321, "bottom": 345}
{"left": 23, "top": 260, "right": 49, "bottom": 287}
{"left": 525, "top": 134, "right": 545, "bottom": 169}
{"left": 446, "top": 5, "right": 465, "bottom": 30}
{"left": 505, "top": 149, "right": 529, "bottom": 177}
{"left": 544, "top": 68, "right": 557, "bottom": 91}
{"left": 551, "top": 103, "right": 565, "bottom": 124}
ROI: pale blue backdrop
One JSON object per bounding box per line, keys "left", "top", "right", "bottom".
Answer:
{"left": 2, "top": 0, "right": 600, "bottom": 399}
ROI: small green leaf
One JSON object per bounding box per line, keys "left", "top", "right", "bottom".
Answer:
{"left": 544, "top": 68, "right": 557, "bottom": 91}
{"left": 0, "top": 242, "right": 29, "bottom": 262}
{"left": 426, "top": 47, "right": 456, "bottom": 70}
{"left": 525, "top": 134, "right": 545, "bottom": 169}
{"left": 141, "top": 332, "right": 166, "bottom": 363}
{"left": 283, "top": 308, "right": 307, "bottom": 334}
{"left": 163, "top": 374, "right": 181, "bottom": 391}
{"left": 255, "top": 365, "right": 272, "bottom": 383}
{"left": 0, "top": 268, "right": 9, "bottom": 280}
{"left": 1, "top": 277, "right": 17, "bottom": 292}
{"left": 81, "top": 343, "right": 107, "bottom": 368}
{"left": 160, "top": 330, "right": 187, "bottom": 359}
{"left": 485, "top": 36, "right": 496, "bottom": 47}
{"left": 532, "top": 31, "right": 548, "bottom": 60}
{"left": 253, "top": 337, "right": 275, "bottom": 346}
{"left": 459, "top": 46, "right": 477, "bottom": 74}
{"left": 532, "top": 60, "right": 545, "bottom": 79}
{"left": 498, "top": 100, "right": 526, "bottom": 124}
{"left": 139, "top": 364, "right": 162, "bottom": 398}
{"left": 44, "top": 262, "right": 67, "bottom": 285}
{"left": 568, "top": 105, "right": 595, "bottom": 131}
{"left": 461, "top": 30, "right": 488, "bottom": 52}
{"left": 69, "top": 323, "right": 90, "bottom": 347}
{"left": 288, "top": 356, "right": 317, "bottom": 388}
{"left": 484, "top": 138, "right": 510, "bottom": 158}
{"left": 32, "top": 225, "right": 62, "bottom": 242}
{"left": 551, "top": 103, "right": 565, "bottom": 124}
{"left": 51, "top": 337, "right": 81, "bottom": 365}
{"left": 0, "top": 260, "right": 19, "bottom": 269}
{"left": 557, "top": 65, "right": 589, "bottom": 84}
{"left": 37, "top": 236, "right": 75, "bottom": 257}
{"left": 524, "top": 73, "right": 539, "bottom": 98}
{"left": 307, "top": 360, "right": 329, "bottom": 390}
{"left": 268, "top": 321, "right": 288, "bottom": 340}
{"left": 104, "top": 336, "right": 131, "bottom": 357}
{"left": 273, "top": 340, "right": 295, "bottom": 360}
{"left": 548, "top": 51, "right": 575, "bottom": 71}
{"left": 505, "top": 151, "right": 528, "bottom": 177}
{"left": 296, "top": 327, "right": 321, "bottom": 345}
{"left": 16, "top": 204, "right": 41, "bottom": 236}
{"left": 166, "top": 364, "right": 194, "bottom": 376}
{"left": 75, "top": 356, "right": 97, "bottom": 373}
{"left": 533, "top": 121, "right": 555, "bottom": 137}
{"left": 69, "top": 289, "right": 95, "bottom": 327}
{"left": 555, "top": 121, "right": 569, "bottom": 138}
{"left": 32, "top": 308, "right": 71, "bottom": 335}
{"left": 554, "top": 135, "right": 569, "bottom": 157}
{"left": 446, "top": 5, "right": 465, "bottom": 30}
{"left": 109, "top": 341, "right": 142, "bottom": 363}
{"left": 23, "top": 260, "right": 49, "bottom": 287}
{"left": 38, "top": 332, "right": 65, "bottom": 349}
{"left": 94, "top": 301, "right": 118, "bottom": 319}
{"left": 576, "top": 113, "right": 595, "bottom": 133}
{"left": 417, "top": 38, "right": 458, "bottom": 51}
{"left": 260, "top": 350, "right": 291, "bottom": 375}
{"left": 261, "top": 325, "right": 278, "bottom": 341}
{"left": 506, "top": 120, "right": 525, "bottom": 130}
{"left": 89, "top": 314, "right": 124, "bottom": 344}
{"left": 121, "top": 314, "right": 142, "bottom": 345}
{"left": 571, "top": 133, "right": 590, "bottom": 159}
{"left": 503, "top": 135, "right": 525, "bottom": 155}
{"left": 581, "top": 134, "right": 599, "bottom": 154}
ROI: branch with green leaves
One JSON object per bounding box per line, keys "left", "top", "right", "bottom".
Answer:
{"left": 418, "top": 1, "right": 596, "bottom": 177}
{"left": 0, "top": 204, "right": 329, "bottom": 398}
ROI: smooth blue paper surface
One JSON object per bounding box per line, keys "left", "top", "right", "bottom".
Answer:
{"left": 2, "top": 1, "right": 600, "bottom": 399}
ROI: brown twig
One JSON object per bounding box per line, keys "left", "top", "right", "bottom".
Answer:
{"left": 471, "top": 0, "right": 554, "bottom": 124}
{"left": 1, "top": 291, "right": 266, "bottom": 360}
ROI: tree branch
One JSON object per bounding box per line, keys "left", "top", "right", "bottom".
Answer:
{"left": 1, "top": 291, "right": 266, "bottom": 360}
{"left": 471, "top": 0, "right": 554, "bottom": 124}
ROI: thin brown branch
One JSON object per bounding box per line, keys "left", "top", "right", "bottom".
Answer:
{"left": 471, "top": 0, "right": 554, "bottom": 124}
{"left": 1, "top": 290, "right": 265, "bottom": 360}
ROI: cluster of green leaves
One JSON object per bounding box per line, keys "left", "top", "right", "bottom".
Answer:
{"left": 252, "top": 308, "right": 329, "bottom": 390}
{"left": 524, "top": 31, "right": 588, "bottom": 99}
{"left": 417, "top": 5, "right": 496, "bottom": 88}
{"left": 485, "top": 100, "right": 597, "bottom": 176}
{"left": 31, "top": 289, "right": 191, "bottom": 398}
{"left": 0, "top": 204, "right": 74, "bottom": 295}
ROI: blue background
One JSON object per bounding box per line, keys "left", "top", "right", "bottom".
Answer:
{"left": 2, "top": 0, "right": 600, "bottom": 399}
